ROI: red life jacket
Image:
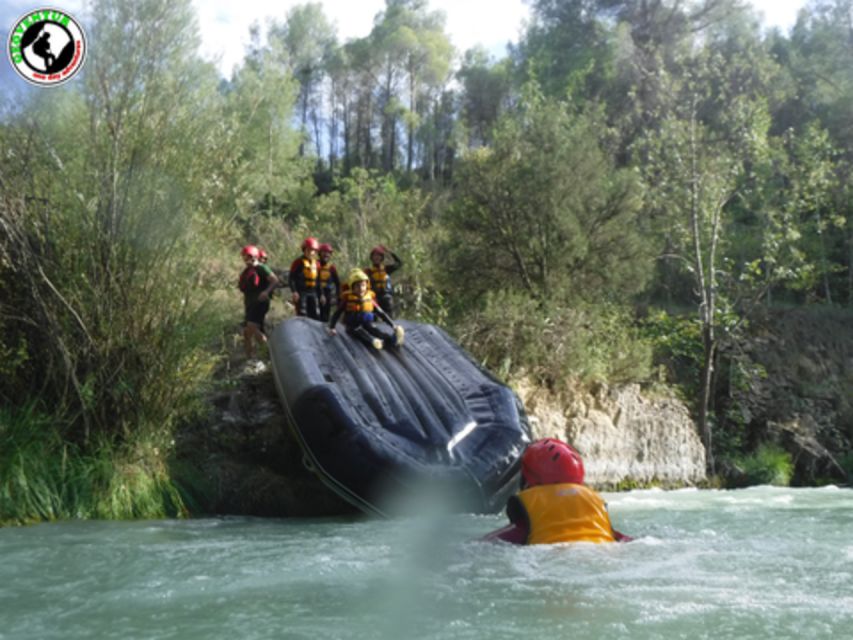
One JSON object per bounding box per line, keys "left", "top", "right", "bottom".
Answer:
{"left": 240, "top": 263, "right": 272, "bottom": 294}
{"left": 239, "top": 266, "right": 261, "bottom": 293}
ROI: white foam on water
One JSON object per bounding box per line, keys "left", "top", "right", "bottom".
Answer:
{"left": 3, "top": 487, "right": 853, "bottom": 639}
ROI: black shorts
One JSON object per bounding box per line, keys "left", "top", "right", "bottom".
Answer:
{"left": 244, "top": 299, "right": 270, "bottom": 329}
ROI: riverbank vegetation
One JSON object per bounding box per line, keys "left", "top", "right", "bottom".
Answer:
{"left": 2, "top": 0, "right": 851, "bottom": 523}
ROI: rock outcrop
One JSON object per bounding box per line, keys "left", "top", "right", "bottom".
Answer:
{"left": 177, "top": 368, "right": 707, "bottom": 516}
{"left": 515, "top": 379, "right": 707, "bottom": 487}
{"left": 176, "top": 307, "right": 852, "bottom": 514}
{"left": 172, "top": 365, "right": 354, "bottom": 517}
{"left": 719, "top": 307, "right": 853, "bottom": 483}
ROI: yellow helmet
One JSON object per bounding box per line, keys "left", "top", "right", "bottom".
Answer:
{"left": 347, "top": 268, "right": 370, "bottom": 288}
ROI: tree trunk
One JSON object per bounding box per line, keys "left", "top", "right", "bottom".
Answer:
{"left": 328, "top": 86, "right": 338, "bottom": 170}
{"left": 699, "top": 332, "right": 716, "bottom": 473}
{"left": 364, "top": 92, "right": 373, "bottom": 168}
{"left": 407, "top": 70, "right": 416, "bottom": 173}
{"left": 848, "top": 220, "right": 852, "bottom": 306}
{"left": 342, "top": 94, "right": 351, "bottom": 173}
{"left": 312, "top": 108, "right": 322, "bottom": 169}
{"left": 688, "top": 99, "right": 716, "bottom": 474}
{"left": 299, "top": 87, "right": 309, "bottom": 158}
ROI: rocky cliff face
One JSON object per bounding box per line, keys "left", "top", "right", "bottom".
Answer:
{"left": 718, "top": 308, "right": 853, "bottom": 483}
{"left": 514, "top": 379, "right": 707, "bottom": 487}
{"left": 172, "top": 366, "right": 354, "bottom": 517}
{"left": 177, "top": 367, "right": 707, "bottom": 516}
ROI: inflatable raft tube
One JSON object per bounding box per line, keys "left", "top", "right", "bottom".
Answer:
{"left": 268, "top": 317, "right": 531, "bottom": 516}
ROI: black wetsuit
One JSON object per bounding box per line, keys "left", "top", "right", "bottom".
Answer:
{"left": 318, "top": 261, "right": 340, "bottom": 323}
{"left": 239, "top": 263, "right": 274, "bottom": 333}
{"left": 289, "top": 256, "right": 322, "bottom": 320}
{"left": 365, "top": 251, "right": 402, "bottom": 318}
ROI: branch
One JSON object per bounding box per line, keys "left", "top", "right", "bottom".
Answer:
{"left": 36, "top": 263, "right": 94, "bottom": 346}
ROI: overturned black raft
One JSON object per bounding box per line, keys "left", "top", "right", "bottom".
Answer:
{"left": 268, "top": 317, "right": 530, "bottom": 516}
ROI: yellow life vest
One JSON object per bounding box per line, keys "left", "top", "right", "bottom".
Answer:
{"left": 366, "top": 265, "right": 389, "bottom": 292}
{"left": 301, "top": 258, "right": 318, "bottom": 288}
{"left": 319, "top": 262, "right": 335, "bottom": 288}
{"left": 517, "top": 483, "right": 616, "bottom": 544}
{"left": 344, "top": 291, "right": 375, "bottom": 314}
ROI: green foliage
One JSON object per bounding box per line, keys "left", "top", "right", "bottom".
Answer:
{"left": 733, "top": 444, "right": 794, "bottom": 487}
{"left": 456, "top": 47, "right": 512, "bottom": 147}
{"left": 643, "top": 309, "right": 705, "bottom": 365}
{"left": 0, "top": 0, "right": 250, "bottom": 448}
{"left": 641, "top": 306, "right": 751, "bottom": 397}
{"left": 839, "top": 453, "right": 853, "bottom": 483}
{"left": 454, "top": 290, "right": 652, "bottom": 385}
{"left": 223, "top": 33, "right": 308, "bottom": 219}
{"left": 0, "top": 406, "right": 186, "bottom": 525}
{"left": 0, "top": 315, "right": 29, "bottom": 391}
{"left": 308, "top": 169, "right": 448, "bottom": 321}
{"left": 268, "top": 2, "right": 337, "bottom": 158}
{"left": 517, "top": 0, "right": 614, "bottom": 100}
{"left": 447, "top": 88, "right": 653, "bottom": 305}
{"left": 641, "top": 309, "right": 704, "bottom": 395}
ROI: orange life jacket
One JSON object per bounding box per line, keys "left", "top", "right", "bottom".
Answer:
{"left": 366, "top": 265, "right": 389, "bottom": 293}
{"left": 319, "top": 262, "right": 336, "bottom": 289}
{"left": 516, "top": 483, "right": 616, "bottom": 544}
{"left": 300, "top": 258, "right": 318, "bottom": 289}
{"left": 344, "top": 290, "right": 375, "bottom": 314}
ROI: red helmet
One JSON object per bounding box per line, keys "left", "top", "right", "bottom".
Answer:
{"left": 521, "top": 438, "right": 584, "bottom": 487}
{"left": 370, "top": 245, "right": 386, "bottom": 257}
{"left": 258, "top": 248, "right": 268, "bottom": 259}
{"left": 302, "top": 237, "right": 320, "bottom": 251}
{"left": 241, "top": 245, "right": 260, "bottom": 258}
{"left": 318, "top": 243, "right": 333, "bottom": 253}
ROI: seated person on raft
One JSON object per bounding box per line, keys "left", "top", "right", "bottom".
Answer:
{"left": 482, "top": 438, "right": 631, "bottom": 545}
{"left": 327, "top": 269, "right": 404, "bottom": 351}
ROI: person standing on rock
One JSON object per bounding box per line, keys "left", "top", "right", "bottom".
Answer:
{"left": 239, "top": 244, "right": 279, "bottom": 363}
{"left": 289, "top": 237, "right": 323, "bottom": 320}
{"left": 317, "top": 243, "right": 340, "bottom": 323}
{"left": 482, "top": 438, "right": 631, "bottom": 545}
{"left": 364, "top": 245, "right": 402, "bottom": 318}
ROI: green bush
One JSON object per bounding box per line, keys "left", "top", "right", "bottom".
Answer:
{"left": 735, "top": 444, "right": 794, "bottom": 486}
{"left": 0, "top": 406, "right": 186, "bottom": 526}
{"left": 838, "top": 453, "right": 853, "bottom": 483}
{"left": 641, "top": 309, "right": 704, "bottom": 394}
{"left": 452, "top": 290, "right": 653, "bottom": 384}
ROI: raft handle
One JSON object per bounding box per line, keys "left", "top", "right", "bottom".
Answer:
{"left": 302, "top": 455, "right": 317, "bottom": 472}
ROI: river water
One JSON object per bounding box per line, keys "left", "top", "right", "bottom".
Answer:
{"left": 1, "top": 486, "right": 851, "bottom": 640}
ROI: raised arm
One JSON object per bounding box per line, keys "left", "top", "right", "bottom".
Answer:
{"left": 386, "top": 250, "right": 403, "bottom": 274}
